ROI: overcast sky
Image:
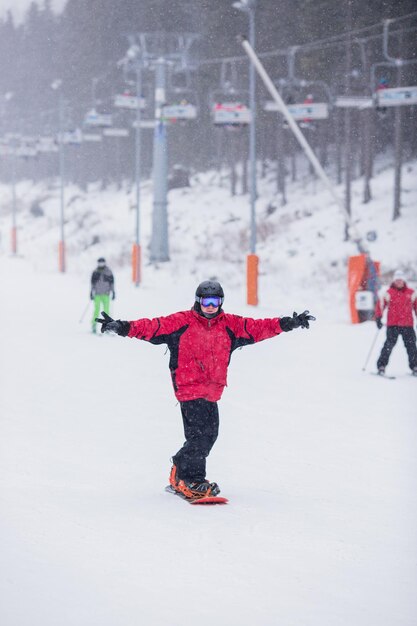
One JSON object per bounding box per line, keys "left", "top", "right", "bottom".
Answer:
{"left": 0, "top": 0, "right": 66, "bottom": 23}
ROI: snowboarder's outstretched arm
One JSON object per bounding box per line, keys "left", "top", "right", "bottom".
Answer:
{"left": 95, "top": 310, "right": 190, "bottom": 340}
{"left": 224, "top": 310, "right": 315, "bottom": 343}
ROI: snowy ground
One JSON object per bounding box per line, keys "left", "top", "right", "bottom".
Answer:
{"left": 1, "top": 254, "right": 416, "bottom": 626}
{"left": 1, "top": 157, "right": 417, "bottom": 625}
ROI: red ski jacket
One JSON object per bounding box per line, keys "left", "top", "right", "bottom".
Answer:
{"left": 128, "top": 309, "right": 283, "bottom": 402}
{"left": 375, "top": 283, "right": 417, "bottom": 327}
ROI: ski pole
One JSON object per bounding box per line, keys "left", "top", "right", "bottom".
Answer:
{"left": 362, "top": 327, "right": 381, "bottom": 371}
{"left": 79, "top": 300, "right": 91, "bottom": 323}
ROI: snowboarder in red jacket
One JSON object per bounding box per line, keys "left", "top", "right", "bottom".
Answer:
{"left": 375, "top": 270, "right": 417, "bottom": 376}
{"left": 96, "top": 280, "right": 315, "bottom": 499}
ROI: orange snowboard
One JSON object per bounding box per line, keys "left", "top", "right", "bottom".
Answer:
{"left": 165, "top": 485, "right": 228, "bottom": 505}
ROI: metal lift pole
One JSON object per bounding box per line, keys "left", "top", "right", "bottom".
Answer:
{"left": 150, "top": 58, "right": 169, "bottom": 262}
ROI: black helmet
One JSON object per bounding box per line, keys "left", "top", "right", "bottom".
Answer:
{"left": 195, "top": 280, "right": 224, "bottom": 301}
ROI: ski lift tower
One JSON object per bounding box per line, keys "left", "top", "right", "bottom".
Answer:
{"left": 233, "top": 0, "right": 258, "bottom": 305}
{"left": 127, "top": 33, "right": 199, "bottom": 264}
{"left": 119, "top": 40, "right": 145, "bottom": 286}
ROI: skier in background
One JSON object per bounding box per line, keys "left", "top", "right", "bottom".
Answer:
{"left": 90, "top": 257, "right": 115, "bottom": 334}
{"left": 95, "top": 280, "right": 316, "bottom": 500}
{"left": 375, "top": 269, "right": 417, "bottom": 376}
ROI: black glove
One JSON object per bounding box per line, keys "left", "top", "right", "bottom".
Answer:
{"left": 280, "top": 310, "right": 316, "bottom": 332}
{"left": 112, "top": 292, "right": 116, "bottom": 301}
{"left": 95, "top": 311, "right": 130, "bottom": 336}
{"left": 90, "top": 291, "right": 94, "bottom": 300}
{"left": 376, "top": 317, "right": 383, "bottom": 329}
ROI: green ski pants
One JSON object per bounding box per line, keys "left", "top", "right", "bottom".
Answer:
{"left": 92, "top": 294, "right": 110, "bottom": 332}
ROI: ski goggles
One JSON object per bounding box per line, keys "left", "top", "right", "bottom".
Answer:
{"left": 199, "top": 296, "right": 223, "bottom": 308}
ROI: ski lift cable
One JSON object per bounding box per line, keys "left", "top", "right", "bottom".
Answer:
{"left": 289, "top": 10, "right": 417, "bottom": 52}
{"left": 4, "top": 16, "right": 417, "bottom": 135}
{"left": 198, "top": 11, "right": 417, "bottom": 68}
{"left": 385, "top": 10, "right": 417, "bottom": 25}
{"left": 8, "top": 25, "right": 416, "bottom": 134}
{"left": 294, "top": 12, "right": 417, "bottom": 51}
{"left": 198, "top": 26, "right": 413, "bottom": 67}
{"left": 287, "top": 25, "right": 417, "bottom": 56}
{"left": 261, "top": 24, "right": 417, "bottom": 71}
{"left": 238, "top": 34, "right": 368, "bottom": 255}
{"left": 199, "top": 24, "right": 383, "bottom": 66}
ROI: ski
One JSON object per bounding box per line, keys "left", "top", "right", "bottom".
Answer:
{"left": 165, "top": 485, "right": 228, "bottom": 505}
{"left": 370, "top": 372, "right": 396, "bottom": 380}
{"left": 371, "top": 372, "right": 417, "bottom": 379}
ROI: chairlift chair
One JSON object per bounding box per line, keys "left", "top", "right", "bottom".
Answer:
{"left": 62, "top": 128, "right": 83, "bottom": 145}
{"left": 163, "top": 68, "right": 198, "bottom": 122}
{"left": 211, "top": 60, "right": 251, "bottom": 130}
{"left": 102, "top": 109, "right": 129, "bottom": 138}
{"left": 83, "top": 108, "right": 113, "bottom": 128}
{"left": 114, "top": 90, "right": 146, "bottom": 111}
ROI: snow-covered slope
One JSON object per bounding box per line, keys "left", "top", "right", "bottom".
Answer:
{"left": 0, "top": 158, "right": 416, "bottom": 626}
{"left": 1, "top": 155, "right": 416, "bottom": 318}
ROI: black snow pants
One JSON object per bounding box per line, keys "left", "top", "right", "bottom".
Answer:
{"left": 172, "top": 399, "right": 219, "bottom": 482}
{"left": 377, "top": 326, "right": 417, "bottom": 370}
